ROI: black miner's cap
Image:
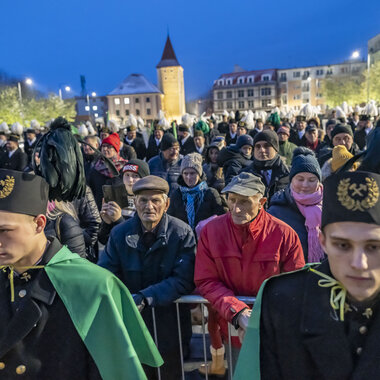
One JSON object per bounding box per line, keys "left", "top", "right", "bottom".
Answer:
{"left": 322, "top": 171, "right": 380, "bottom": 229}
{"left": 0, "top": 169, "right": 49, "bottom": 216}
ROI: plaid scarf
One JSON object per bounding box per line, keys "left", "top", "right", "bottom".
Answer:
{"left": 94, "top": 155, "right": 126, "bottom": 178}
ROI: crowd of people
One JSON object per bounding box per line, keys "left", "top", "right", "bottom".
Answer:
{"left": 0, "top": 104, "right": 380, "bottom": 379}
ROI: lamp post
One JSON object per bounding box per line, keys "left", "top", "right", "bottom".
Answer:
{"left": 17, "top": 78, "right": 33, "bottom": 103}
{"left": 59, "top": 85, "right": 71, "bottom": 100}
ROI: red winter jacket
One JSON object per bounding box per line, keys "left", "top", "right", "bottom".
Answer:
{"left": 194, "top": 209, "right": 305, "bottom": 345}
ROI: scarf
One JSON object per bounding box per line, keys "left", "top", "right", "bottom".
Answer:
{"left": 291, "top": 185, "right": 324, "bottom": 263}
{"left": 94, "top": 155, "right": 126, "bottom": 178}
{"left": 253, "top": 154, "right": 280, "bottom": 170}
{"left": 180, "top": 181, "right": 208, "bottom": 229}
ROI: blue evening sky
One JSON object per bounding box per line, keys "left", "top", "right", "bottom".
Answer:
{"left": 1, "top": 0, "right": 379, "bottom": 100}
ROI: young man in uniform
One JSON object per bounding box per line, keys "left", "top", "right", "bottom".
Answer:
{"left": 0, "top": 169, "right": 162, "bottom": 379}
{"left": 235, "top": 170, "right": 380, "bottom": 379}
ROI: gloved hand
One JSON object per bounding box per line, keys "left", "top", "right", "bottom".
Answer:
{"left": 132, "top": 293, "right": 146, "bottom": 312}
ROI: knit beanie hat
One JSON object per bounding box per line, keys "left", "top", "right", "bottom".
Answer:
{"left": 290, "top": 147, "right": 321, "bottom": 182}
{"left": 236, "top": 134, "right": 254, "bottom": 149}
{"left": 123, "top": 159, "right": 150, "bottom": 178}
{"left": 160, "top": 133, "right": 179, "bottom": 151}
{"left": 331, "top": 124, "right": 353, "bottom": 140}
{"left": 331, "top": 145, "right": 354, "bottom": 172}
{"left": 180, "top": 152, "right": 203, "bottom": 176}
{"left": 101, "top": 132, "right": 120, "bottom": 153}
{"left": 253, "top": 130, "right": 279, "bottom": 152}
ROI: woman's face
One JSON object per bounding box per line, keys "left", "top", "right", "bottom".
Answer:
{"left": 123, "top": 171, "right": 140, "bottom": 192}
{"left": 208, "top": 147, "right": 219, "bottom": 164}
{"left": 182, "top": 168, "right": 200, "bottom": 188}
{"left": 291, "top": 172, "right": 320, "bottom": 195}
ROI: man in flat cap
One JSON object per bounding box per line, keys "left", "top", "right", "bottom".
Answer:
{"left": 235, "top": 170, "right": 380, "bottom": 380}
{"left": 0, "top": 134, "right": 28, "bottom": 171}
{"left": 194, "top": 172, "right": 304, "bottom": 375}
{"left": 0, "top": 169, "right": 162, "bottom": 379}
{"left": 99, "top": 175, "right": 196, "bottom": 380}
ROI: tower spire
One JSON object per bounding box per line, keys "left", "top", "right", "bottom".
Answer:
{"left": 156, "top": 35, "right": 180, "bottom": 68}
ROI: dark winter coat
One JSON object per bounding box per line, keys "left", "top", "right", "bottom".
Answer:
{"left": 217, "top": 145, "right": 252, "bottom": 184}
{"left": 0, "top": 237, "right": 101, "bottom": 379}
{"left": 240, "top": 155, "right": 290, "bottom": 204}
{"left": 148, "top": 153, "right": 182, "bottom": 196}
{"left": 23, "top": 138, "right": 38, "bottom": 164}
{"left": 354, "top": 128, "right": 368, "bottom": 150}
{"left": 289, "top": 130, "right": 307, "bottom": 146}
{"left": 225, "top": 132, "right": 237, "bottom": 146}
{"left": 268, "top": 186, "right": 308, "bottom": 261}
{"left": 179, "top": 136, "right": 197, "bottom": 156}
{"left": 167, "top": 176, "right": 228, "bottom": 230}
{"left": 122, "top": 137, "right": 146, "bottom": 160}
{"left": 45, "top": 214, "right": 86, "bottom": 258}
{"left": 119, "top": 144, "right": 137, "bottom": 161}
{"left": 256, "top": 260, "right": 380, "bottom": 380}
{"left": 202, "top": 163, "right": 225, "bottom": 193}
{"left": 98, "top": 213, "right": 196, "bottom": 379}
{"left": 0, "top": 148, "right": 28, "bottom": 171}
{"left": 146, "top": 135, "right": 161, "bottom": 161}
{"left": 83, "top": 153, "right": 100, "bottom": 180}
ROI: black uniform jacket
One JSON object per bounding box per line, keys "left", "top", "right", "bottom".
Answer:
{"left": 0, "top": 238, "right": 101, "bottom": 379}
{"left": 259, "top": 260, "right": 380, "bottom": 380}
{"left": 0, "top": 148, "right": 28, "bottom": 171}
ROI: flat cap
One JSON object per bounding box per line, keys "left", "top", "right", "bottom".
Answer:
{"left": 132, "top": 175, "right": 169, "bottom": 195}
{"left": 222, "top": 172, "right": 265, "bottom": 197}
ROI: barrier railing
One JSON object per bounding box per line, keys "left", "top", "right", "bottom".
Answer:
{"left": 151, "top": 295, "right": 256, "bottom": 380}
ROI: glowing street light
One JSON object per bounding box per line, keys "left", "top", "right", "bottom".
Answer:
{"left": 352, "top": 51, "right": 360, "bottom": 59}
{"left": 25, "top": 78, "right": 33, "bottom": 86}
{"left": 65, "top": 86, "right": 71, "bottom": 92}
{"left": 18, "top": 77, "right": 33, "bottom": 103}
{"left": 59, "top": 85, "right": 71, "bottom": 100}
{"left": 91, "top": 92, "right": 97, "bottom": 97}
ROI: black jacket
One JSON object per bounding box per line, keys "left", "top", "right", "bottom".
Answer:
{"left": 45, "top": 214, "right": 86, "bottom": 258}
{"left": 289, "top": 130, "right": 307, "bottom": 146}
{"left": 0, "top": 238, "right": 101, "bottom": 379}
{"left": 258, "top": 260, "right": 380, "bottom": 380}
{"left": 217, "top": 145, "right": 252, "bottom": 184}
{"left": 0, "top": 148, "right": 28, "bottom": 171}
{"left": 167, "top": 176, "right": 228, "bottom": 230}
{"left": 146, "top": 135, "right": 161, "bottom": 161}
{"left": 225, "top": 132, "right": 237, "bottom": 146}
{"left": 122, "top": 137, "right": 146, "bottom": 160}
{"left": 240, "top": 155, "right": 290, "bottom": 204}
{"left": 23, "top": 139, "right": 38, "bottom": 164}
{"left": 354, "top": 129, "right": 368, "bottom": 150}
{"left": 119, "top": 144, "right": 137, "bottom": 161}
{"left": 179, "top": 136, "right": 197, "bottom": 156}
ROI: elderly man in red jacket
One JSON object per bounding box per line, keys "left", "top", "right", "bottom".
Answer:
{"left": 194, "top": 172, "right": 305, "bottom": 374}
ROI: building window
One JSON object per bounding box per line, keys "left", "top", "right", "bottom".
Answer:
{"left": 316, "top": 69, "right": 324, "bottom": 76}
{"left": 226, "top": 78, "right": 233, "bottom": 85}
{"left": 217, "top": 102, "right": 224, "bottom": 110}
{"left": 147, "top": 108, "right": 151, "bottom": 115}
{"left": 238, "top": 77, "right": 245, "bottom": 84}
{"left": 226, "top": 101, "right": 233, "bottom": 109}
{"left": 248, "top": 76, "right": 254, "bottom": 83}
{"left": 281, "top": 95, "right": 287, "bottom": 104}
{"left": 262, "top": 75, "right": 270, "bottom": 81}
{"left": 114, "top": 98, "right": 120, "bottom": 105}
{"left": 92, "top": 105, "right": 98, "bottom": 111}
{"left": 316, "top": 93, "right": 323, "bottom": 98}
{"left": 136, "top": 109, "right": 140, "bottom": 116}
{"left": 280, "top": 73, "right": 287, "bottom": 81}
{"left": 248, "top": 100, "right": 254, "bottom": 107}
{"left": 238, "top": 101, "right": 245, "bottom": 109}
{"left": 261, "top": 88, "right": 271, "bottom": 96}
{"left": 302, "top": 84, "right": 310, "bottom": 92}
{"left": 135, "top": 98, "right": 140, "bottom": 103}
{"left": 217, "top": 79, "right": 224, "bottom": 86}
{"left": 326, "top": 68, "right": 333, "bottom": 75}
{"left": 94, "top": 113, "right": 99, "bottom": 117}
{"left": 303, "top": 70, "right": 310, "bottom": 79}
{"left": 293, "top": 71, "right": 301, "bottom": 78}
{"left": 116, "top": 110, "right": 120, "bottom": 116}
{"left": 124, "top": 97, "right": 130, "bottom": 104}
{"left": 293, "top": 94, "right": 301, "bottom": 100}
{"left": 146, "top": 97, "right": 150, "bottom": 103}
{"left": 125, "top": 110, "right": 129, "bottom": 116}
{"left": 217, "top": 91, "right": 223, "bottom": 100}
{"left": 238, "top": 90, "right": 244, "bottom": 98}
{"left": 226, "top": 91, "right": 232, "bottom": 99}
{"left": 247, "top": 89, "right": 254, "bottom": 97}
{"left": 261, "top": 99, "right": 271, "bottom": 107}
{"left": 85, "top": 106, "right": 89, "bottom": 111}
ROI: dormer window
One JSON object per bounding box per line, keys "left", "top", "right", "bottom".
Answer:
{"left": 226, "top": 78, "right": 233, "bottom": 85}
{"left": 247, "top": 76, "right": 254, "bottom": 83}
{"left": 238, "top": 77, "right": 245, "bottom": 84}
{"left": 262, "top": 74, "right": 270, "bottom": 81}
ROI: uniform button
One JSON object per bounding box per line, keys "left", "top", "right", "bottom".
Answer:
{"left": 18, "top": 289, "right": 27, "bottom": 298}
{"left": 16, "top": 365, "right": 26, "bottom": 375}
{"left": 356, "top": 347, "right": 363, "bottom": 355}
{"left": 0, "top": 362, "right": 5, "bottom": 370}
{"left": 359, "top": 326, "right": 368, "bottom": 334}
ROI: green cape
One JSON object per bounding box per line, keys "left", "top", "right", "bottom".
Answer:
{"left": 44, "top": 246, "right": 163, "bottom": 380}
{"left": 233, "top": 265, "right": 315, "bottom": 380}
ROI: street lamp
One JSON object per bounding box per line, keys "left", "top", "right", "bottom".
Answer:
{"left": 351, "top": 50, "right": 360, "bottom": 59}
{"left": 91, "top": 92, "right": 97, "bottom": 97}
{"left": 17, "top": 77, "right": 33, "bottom": 103}
{"left": 59, "top": 85, "right": 71, "bottom": 100}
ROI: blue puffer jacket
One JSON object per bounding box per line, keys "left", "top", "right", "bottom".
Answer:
{"left": 267, "top": 186, "right": 308, "bottom": 262}
{"left": 148, "top": 152, "right": 182, "bottom": 195}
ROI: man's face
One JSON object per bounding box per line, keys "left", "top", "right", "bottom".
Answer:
{"left": 237, "top": 127, "right": 247, "bottom": 137}
{"left": 162, "top": 144, "right": 180, "bottom": 162}
{"left": 297, "top": 121, "right": 306, "bottom": 131}
{"left": 26, "top": 133, "right": 36, "bottom": 141}
{"left": 0, "top": 211, "right": 46, "bottom": 268}
{"left": 127, "top": 130, "right": 136, "bottom": 140}
{"left": 154, "top": 130, "right": 164, "bottom": 140}
{"left": 100, "top": 132, "right": 109, "bottom": 141}
{"left": 278, "top": 132, "right": 289, "bottom": 142}
{"left": 208, "top": 122, "right": 214, "bottom": 130}
{"left": 194, "top": 136, "right": 205, "bottom": 148}
{"left": 178, "top": 130, "right": 189, "bottom": 139}
{"left": 306, "top": 130, "right": 318, "bottom": 144}
{"left": 256, "top": 121, "right": 263, "bottom": 130}
{"left": 135, "top": 191, "right": 170, "bottom": 226}
{"left": 229, "top": 123, "right": 237, "bottom": 134}
{"left": 208, "top": 147, "right": 219, "bottom": 163}
{"left": 353, "top": 114, "right": 359, "bottom": 122}
{"left": 123, "top": 171, "right": 140, "bottom": 192}
{"left": 332, "top": 133, "right": 353, "bottom": 150}
{"left": 320, "top": 222, "right": 380, "bottom": 302}
{"left": 0, "top": 135, "right": 6, "bottom": 142}
{"left": 83, "top": 137, "right": 99, "bottom": 155}
{"left": 227, "top": 193, "right": 266, "bottom": 225}
{"left": 101, "top": 143, "right": 117, "bottom": 159}
{"left": 254, "top": 141, "right": 276, "bottom": 161}
{"left": 6, "top": 141, "right": 18, "bottom": 151}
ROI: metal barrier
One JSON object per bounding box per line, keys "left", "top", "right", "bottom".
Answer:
{"left": 151, "top": 295, "right": 256, "bottom": 380}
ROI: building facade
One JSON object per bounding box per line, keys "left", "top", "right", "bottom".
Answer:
{"left": 75, "top": 95, "right": 108, "bottom": 123}
{"left": 368, "top": 33, "right": 380, "bottom": 64}
{"left": 212, "top": 69, "right": 278, "bottom": 114}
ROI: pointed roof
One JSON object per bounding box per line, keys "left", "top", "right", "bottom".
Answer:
{"left": 108, "top": 74, "right": 161, "bottom": 96}
{"left": 156, "top": 35, "right": 180, "bottom": 68}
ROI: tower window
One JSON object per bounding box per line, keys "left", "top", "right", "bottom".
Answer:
{"left": 136, "top": 109, "right": 140, "bottom": 116}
